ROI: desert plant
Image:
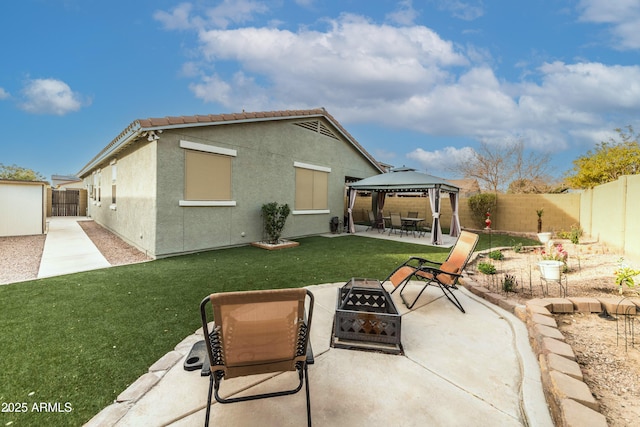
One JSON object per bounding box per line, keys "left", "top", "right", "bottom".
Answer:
{"left": 261, "top": 202, "right": 291, "bottom": 243}
{"left": 468, "top": 193, "right": 497, "bottom": 228}
{"left": 568, "top": 224, "right": 583, "bottom": 244}
{"left": 477, "top": 262, "right": 496, "bottom": 275}
{"left": 536, "top": 208, "right": 544, "bottom": 233}
{"left": 512, "top": 242, "right": 523, "bottom": 253}
{"left": 614, "top": 258, "right": 640, "bottom": 294}
{"left": 489, "top": 250, "right": 504, "bottom": 261}
{"left": 502, "top": 274, "right": 517, "bottom": 292}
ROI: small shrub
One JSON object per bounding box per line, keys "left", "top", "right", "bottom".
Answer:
{"left": 569, "top": 225, "right": 583, "bottom": 244}
{"left": 614, "top": 258, "right": 640, "bottom": 294}
{"left": 557, "top": 224, "right": 583, "bottom": 244}
{"left": 478, "top": 262, "right": 496, "bottom": 275}
{"left": 261, "top": 202, "right": 291, "bottom": 243}
{"left": 502, "top": 274, "right": 517, "bottom": 292}
{"left": 512, "top": 242, "right": 523, "bottom": 253}
{"left": 468, "top": 193, "right": 497, "bottom": 228}
{"left": 489, "top": 250, "right": 504, "bottom": 260}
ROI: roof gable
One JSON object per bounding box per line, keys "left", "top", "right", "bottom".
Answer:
{"left": 78, "top": 108, "right": 383, "bottom": 177}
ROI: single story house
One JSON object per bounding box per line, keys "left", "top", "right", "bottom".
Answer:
{"left": 0, "top": 179, "right": 47, "bottom": 237}
{"left": 77, "top": 108, "right": 383, "bottom": 258}
{"left": 51, "top": 174, "right": 84, "bottom": 189}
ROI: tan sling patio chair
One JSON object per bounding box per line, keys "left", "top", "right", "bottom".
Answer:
{"left": 382, "top": 230, "right": 479, "bottom": 312}
{"left": 200, "top": 288, "right": 314, "bottom": 426}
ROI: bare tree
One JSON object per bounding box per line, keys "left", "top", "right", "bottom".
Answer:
{"left": 452, "top": 140, "right": 554, "bottom": 193}
{"left": 453, "top": 141, "right": 516, "bottom": 193}
{"left": 508, "top": 141, "right": 554, "bottom": 193}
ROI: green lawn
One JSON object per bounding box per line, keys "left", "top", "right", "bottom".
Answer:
{"left": 0, "top": 233, "right": 536, "bottom": 425}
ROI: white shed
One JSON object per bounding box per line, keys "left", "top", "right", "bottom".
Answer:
{"left": 0, "top": 180, "right": 47, "bottom": 237}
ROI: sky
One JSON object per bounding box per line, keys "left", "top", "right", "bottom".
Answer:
{"left": 1, "top": 0, "right": 639, "bottom": 184}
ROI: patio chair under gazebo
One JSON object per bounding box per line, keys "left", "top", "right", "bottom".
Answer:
{"left": 347, "top": 168, "right": 461, "bottom": 245}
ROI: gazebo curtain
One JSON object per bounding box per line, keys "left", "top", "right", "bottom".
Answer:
{"left": 449, "top": 192, "right": 461, "bottom": 237}
{"left": 348, "top": 188, "right": 357, "bottom": 233}
{"left": 377, "top": 192, "right": 386, "bottom": 229}
{"left": 427, "top": 188, "right": 442, "bottom": 245}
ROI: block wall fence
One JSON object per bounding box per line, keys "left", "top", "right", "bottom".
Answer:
{"left": 348, "top": 174, "right": 640, "bottom": 263}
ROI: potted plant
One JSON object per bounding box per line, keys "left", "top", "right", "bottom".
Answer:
{"left": 535, "top": 208, "right": 553, "bottom": 244}
{"left": 538, "top": 244, "right": 567, "bottom": 280}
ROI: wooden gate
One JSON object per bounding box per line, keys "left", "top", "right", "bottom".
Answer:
{"left": 51, "top": 189, "right": 80, "bottom": 216}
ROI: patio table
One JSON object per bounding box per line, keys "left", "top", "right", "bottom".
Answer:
{"left": 401, "top": 217, "right": 424, "bottom": 236}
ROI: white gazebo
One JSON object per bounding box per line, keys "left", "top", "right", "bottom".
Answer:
{"left": 347, "top": 168, "right": 461, "bottom": 245}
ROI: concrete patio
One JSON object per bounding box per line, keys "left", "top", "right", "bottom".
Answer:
{"left": 87, "top": 281, "right": 553, "bottom": 426}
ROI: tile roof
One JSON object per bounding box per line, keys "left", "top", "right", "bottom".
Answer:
{"left": 78, "top": 108, "right": 382, "bottom": 176}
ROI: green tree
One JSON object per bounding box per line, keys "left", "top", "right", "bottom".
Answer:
{"left": 566, "top": 126, "right": 640, "bottom": 189}
{"left": 0, "top": 163, "right": 47, "bottom": 181}
{"left": 467, "top": 193, "right": 497, "bottom": 228}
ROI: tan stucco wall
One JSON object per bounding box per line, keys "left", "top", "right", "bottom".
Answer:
{"left": 153, "top": 119, "right": 380, "bottom": 256}
{"left": 581, "top": 175, "right": 640, "bottom": 263}
{"left": 352, "top": 193, "right": 580, "bottom": 234}
{"left": 85, "top": 140, "right": 157, "bottom": 256}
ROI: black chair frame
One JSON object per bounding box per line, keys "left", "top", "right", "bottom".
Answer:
{"left": 200, "top": 290, "right": 315, "bottom": 427}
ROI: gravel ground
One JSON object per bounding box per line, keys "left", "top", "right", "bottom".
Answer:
{"left": 77, "top": 220, "right": 151, "bottom": 265}
{"left": 470, "top": 242, "right": 640, "bottom": 427}
{"left": 0, "top": 235, "right": 46, "bottom": 284}
{"left": 0, "top": 220, "right": 149, "bottom": 285}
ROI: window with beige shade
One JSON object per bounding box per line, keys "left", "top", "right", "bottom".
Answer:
{"left": 179, "top": 140, "right": 237, "bottom": 207}
{"left": 294, "top": 162, "right": 330, "bottom": 214}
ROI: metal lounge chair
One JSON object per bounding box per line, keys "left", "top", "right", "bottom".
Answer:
{"left": 200, "top": 288, "right": 314, "bottom": 426}
{"left": 382, "top": 230, "right": 479, "bottom": 312}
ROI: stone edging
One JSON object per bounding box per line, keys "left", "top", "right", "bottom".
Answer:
{"left": 461, "top": 275, "right": 639, "bottom": 427}
{"left": 84, "top": 332, "right": 204, "bottom": 426}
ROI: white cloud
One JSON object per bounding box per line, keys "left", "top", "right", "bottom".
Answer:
{"left": 154, "top": 0, "right": 268, "bottom": 31}
{"left": 386, "top": 0, "right": 419, "bottom": 26}
{"left": 407, "top": 146, "right": 475, "bottom": 174}
{"left": 154, "top": 3, "right": 196, "bottom": 30}
{"left": 157, "top": 7, "right": 640, "bottom": 158}
{"left": 373, "top": 148, "right": 397, "bottom": 163}
{"left": 578, "top": 0, "right": 640, "bottom": 49}
{"left": 192, "top": 14, "right": 467, "bottom": 111}
{"left": 435, "top": 0, "right": 485, "bottom": 21}
{"left": 19, "top": 78, "right": 86, "bottom": 115}
{"left": 0, "top": 87, "right": 9, "bottom": 100}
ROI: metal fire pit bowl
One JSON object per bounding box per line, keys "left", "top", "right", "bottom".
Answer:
{"left": 332, "top": 278, "right": 402, "bottom": 355}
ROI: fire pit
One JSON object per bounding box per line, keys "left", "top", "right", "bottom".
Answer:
{"left": 331, "top": 278, "right": 402, "bottom": 354}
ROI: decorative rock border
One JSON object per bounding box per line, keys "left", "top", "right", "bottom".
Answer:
{"left": 462, "top": 275, "right": 639, "bottom": 427}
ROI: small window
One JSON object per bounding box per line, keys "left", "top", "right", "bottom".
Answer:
{"left": 111, "top": 160, "right": 117, "bottom": 206}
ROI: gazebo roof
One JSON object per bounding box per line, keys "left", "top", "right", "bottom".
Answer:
{"left": 349, "top": 168, "right": 459, "bottom": 193}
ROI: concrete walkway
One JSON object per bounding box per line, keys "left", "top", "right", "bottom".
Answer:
{"left": 87, "top": 282, "right": 554, "bottom": 427}
{"left": 38, "top": 217, "right": 111, "bottom": 279}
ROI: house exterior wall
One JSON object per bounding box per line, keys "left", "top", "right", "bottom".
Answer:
{"left": 85, "top": 140, "right": 158, "bottom": 256}
{"left": 0, "top": 180, "right": 46, "bottom": 236}
{"left": 153, "top": 118, "right": 380, "bottom": 257}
